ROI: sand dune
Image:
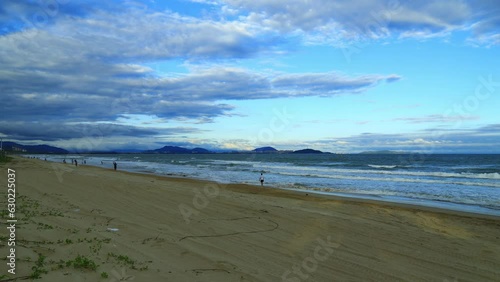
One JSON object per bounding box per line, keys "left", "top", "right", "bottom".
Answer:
{"left": 1, "top": 157, "right": 499, "bottom": 281}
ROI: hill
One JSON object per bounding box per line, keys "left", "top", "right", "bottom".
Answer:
{"left": 292, "top": 148, "right": 324, "bottom": 154}
{"left": 253, "top": 146, "right": 278, "bottom": 153}
{"left": 1, "top": 142, "right": 69, "bottom": 154}
{"left": 145, "top": 145, "right": 213, "bottom": 154}
{"left": 191, "top": 147, "right": 212, "bottom": 154}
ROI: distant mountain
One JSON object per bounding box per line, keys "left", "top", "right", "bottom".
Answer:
{"left": 0, "top": 141, "right": 331, "bottom": 155}
{"left": 292, "top": 148, "right": 324, "bottom": 154}
{"left": 191, "top": 147, "right": 212, "bottom": 154}
{"left": 253, "top": 146, "right": 278, "bottom": 153}
{"left": 145, "top": 145, "right": 213, "bottom": 154}
{"left": 2, "top": 142, "right": 69, "bottom": 154}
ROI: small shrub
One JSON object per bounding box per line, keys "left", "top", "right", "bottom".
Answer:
{"left": 67, "top": 255, "right": 97, "bottom": 271}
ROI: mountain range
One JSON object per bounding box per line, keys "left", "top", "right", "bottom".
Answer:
{"left": 144, "top": 146, "right": 326, "bottom": 154}
{"left": 1, "top": 142, "right": 69, "bottom": 154}
{"left": 1, "top": 142, "right": 329, "bottom": 154}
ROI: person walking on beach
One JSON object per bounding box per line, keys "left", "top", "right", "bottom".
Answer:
{"left": 259, "top": 173, "right": 265, "bottom": 186}
{"left": 113, "top": 161, "right": 117, "bottom": 171}
{"left": 74, "top": 159, "right": 78, "bottom": 167}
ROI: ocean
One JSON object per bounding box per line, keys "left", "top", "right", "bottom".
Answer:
{"left": 38, "top": 153, "right": 500, "bottom": 216}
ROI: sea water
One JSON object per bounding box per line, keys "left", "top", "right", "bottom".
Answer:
{"left": 39, "top": 153, "right": 500, "bottom": 216}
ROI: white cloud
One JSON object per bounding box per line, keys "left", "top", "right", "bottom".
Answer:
{"left": 314, "top": 124, "right": 500, "bottom": 153}
{"left": 0, "top": 15, "right": 401, "bottom": 124}
{"left": 0, "top": 121, "right": 201, "bottom": 142}
{"left": 215, "top": 0, "right": 498, "bottom": 45}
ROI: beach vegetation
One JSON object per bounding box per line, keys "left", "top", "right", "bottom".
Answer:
{"left": 56, "top": 259, "right": 66, "bottom": 269}
{"left": 37, "top": 222, "right": 54, "bottom": 230}
{"left": 107, "top": 253, "right": 135, "bottom": 267}
{"left": 69, "top": 228, "right": 79, "bottom": 234}
{"left": 106, "top": 252, "right": 149, "bottom": 271}
{"left": 66, "top": 254, "right": 98, "bottom": 271}
{"left": 29, "top": 253, "right": 48, "bottom": 279}
{"left": 17, "top": 195, "right": 40, "bottom": 220}
{"left": 0, "top": 210, "right": 9, "bottom": 219}
{"left": 6, "top": 191, "right": 129, "bottom": 279}
{"left": 42, "top": 209, "right": 64, "bottom": 217}
{"left": 0, "top": 154, "right": 12, "bottom": 163}
{"left": 89, "top": 240, "right": 103, "bottom": 254}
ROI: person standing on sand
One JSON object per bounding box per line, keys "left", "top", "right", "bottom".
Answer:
{"left": 113, "top": 161, "right": 117, "bottom": 171}
{"left": 259, "top": 173, "right": 265, "bottom": 186}
{"left": 74, "top": 159, "right": 78, "bottom": 167}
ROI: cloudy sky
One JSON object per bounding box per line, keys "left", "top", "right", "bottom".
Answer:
{"left": 1, "top": 0, "right": 499, "bottom": 153}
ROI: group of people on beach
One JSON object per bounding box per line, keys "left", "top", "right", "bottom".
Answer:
{"left": 60, "top": 156, "right": 264, "bottom": 184}
{"left": 100, "top": 160, "right": 118, "bottom": 170}
{"left": 62, "top": 159, "right": 86, "bottom": 166}
{"left": 61, "top": 158, "right": 119, "bottom": 170}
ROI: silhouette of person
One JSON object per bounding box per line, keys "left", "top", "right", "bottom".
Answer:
{"left": 113, "top": 161, "right": 117, "bottom": 171}
{"left": 259, "top": 173, "right": 264, "bottom": 186}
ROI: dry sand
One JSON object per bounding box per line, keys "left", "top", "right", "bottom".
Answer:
{"left": 1, "top": 157, "right": 499, "bottom": 281}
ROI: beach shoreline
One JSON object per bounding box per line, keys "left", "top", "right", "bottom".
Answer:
{"left": 1, "top": 157, "right": 500, "bottom": 281}
{"left": 35, "top": 153, "right": 500, "bottom": 218}
{"left": 35, "top": 154, "right": 500, "bottom": 218}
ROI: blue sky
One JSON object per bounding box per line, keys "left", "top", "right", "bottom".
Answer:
{"left": 0, "top": 0, "right": 499, "bottom": 153}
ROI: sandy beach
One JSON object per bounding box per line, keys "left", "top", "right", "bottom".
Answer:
{"left": 1, "top": 157, "right": 499, "bottom": 281}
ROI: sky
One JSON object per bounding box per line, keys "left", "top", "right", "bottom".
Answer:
{"left": 0, "top": 0, "right": 499, "bottom": 153}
